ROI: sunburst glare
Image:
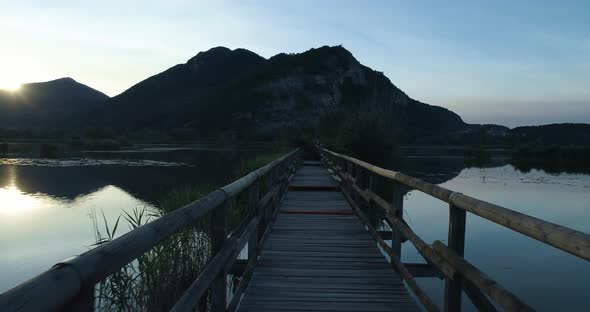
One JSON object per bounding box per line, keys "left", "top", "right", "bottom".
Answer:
{"left": 0, "top": 77, "right": 21, "bottom": 92}
{"left": 0, "top": 186, "right": 41, "bottom": 215}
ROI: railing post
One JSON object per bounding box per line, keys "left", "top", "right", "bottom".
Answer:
{"left": 210, "top": 199, "right": 230, "bottom": 311}
{"left": 271, "top": 166, "right": 278, "bottom": 211}
{"left": 62, "top": 285, "right": 94, "bottom": 312}
{"left": 249, "top": 180, "right": 260, "bottom": 259}
{"left": 353, "top": 164, "right": 360, "bottom": 206}
{"left": 391, "top": 182, "right": 404, "bottom": 259}
{"left": 444, "top": 202, "right": 466, "bottom": 312}
{"left": 367, "top": 172, "right": 376, "bottom": 223}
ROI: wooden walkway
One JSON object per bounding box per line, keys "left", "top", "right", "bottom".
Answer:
{"left": 236, "top": 162, "right": 419, "bottom": 312}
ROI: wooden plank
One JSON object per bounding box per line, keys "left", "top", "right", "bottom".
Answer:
{"left": 236, "top": 164, "right": 420, "bottom": 312}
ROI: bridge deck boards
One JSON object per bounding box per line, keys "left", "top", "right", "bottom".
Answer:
{"left": 236, "top": 162, "right": 419, "bottom": 312}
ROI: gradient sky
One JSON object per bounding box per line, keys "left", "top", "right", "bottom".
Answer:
{"left": 1, "top": 0, "right": 588, "bottom": 127}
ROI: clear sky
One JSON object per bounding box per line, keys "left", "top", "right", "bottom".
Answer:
{"left": 1, "top": 0, "right": 588, "bottom": 127}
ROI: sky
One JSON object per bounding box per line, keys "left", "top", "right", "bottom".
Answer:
{"left": 1, "top": 0, "right": 589, "bottom": 127}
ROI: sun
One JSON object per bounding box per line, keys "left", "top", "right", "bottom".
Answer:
{"left": 0, "top": 77, "right": 22, "bottom": 91}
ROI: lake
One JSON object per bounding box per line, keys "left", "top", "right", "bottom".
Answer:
{"left": 395, "top": 156, "right": 590, "bottom": 311}
{"left": 0, "top": 148, "right": 589, "bottom": 311}
{"left": 0, "top": 146, "right": 262, "bottom": 293}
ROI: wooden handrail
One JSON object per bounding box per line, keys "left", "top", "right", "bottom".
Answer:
{"left": 342, "top": 188, "right": 440, "bottom": 312}
{"left": 170, "top": 217, "right": 259, "bottom": 312}
{"left": 432, "top": 241, "right": 535, "bottom": 312}
{"left": 0, "top": 148, "right": 300, "bottom": 312}
{"left": 319, "top": 145, "right": 590, "bottom": 311}
{"left": 321, "top": 147, "right": 590, "bottom": 261}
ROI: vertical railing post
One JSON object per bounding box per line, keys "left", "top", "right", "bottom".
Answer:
{"left": 367, "top": 172, "right": 376, "bottom": 225}
{"left": 271, "top": 166, "right": 278, "bottom": 212}
{"left": 391, "top": 182, "right": 404, "bottom": 259}
{"left": 444, "top": 203, "right": 467, "bottom": 312}
{"left": 257, "top": 173, "right": 268, "bottom": 243}
{"left": 210, "top": 198, "right": 230, "bottom": 311}
{"left": 249, "top": 180, "right": 260, "bottom": 259}
{"left": 352, "top": 164, "right": 359, "bottom": 205}
{"left": 62, "top": 285, "right": 94, "bottom": 311}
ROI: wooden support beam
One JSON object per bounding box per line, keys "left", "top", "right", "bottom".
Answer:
{"left": 343, "top": 190, "right": 440, "bottom": 312}
{"left": 444, "top": 203, "right": 467, "bottom": 312}
{"left": 391, "top": 183, "right": 405, "bottom": 259}
{"left": 321, "top": 147, "right": 590, "bottom": 262}
{"left": 61, "top": 285, "right": 94, "bottom": 312}
{"left": 210, "top": 200, "right": 230, "bottom": 312}
{"left": 404, "top": 263, "right": 444, "bottom": 279}
{"left": 433, "top": 241, "right": 535, "bottom": 312}
{"left": 171, "top": 218, "right": 258, "bottom": 312}
{"left": 385, "top": 214, "right": 457, "bottom": 279}
{"left": 462, "top": 279, "right": 498, "bottom": 312}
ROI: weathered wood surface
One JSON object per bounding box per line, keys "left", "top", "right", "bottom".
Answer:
{"left": 321, "top": 147, "right": 590, "bottom": 262}
{"left": 236, "top": 164, "right": 419, "bottom": 312}
{"left": 433, "top": 241, "right": 535, "bottom": 312}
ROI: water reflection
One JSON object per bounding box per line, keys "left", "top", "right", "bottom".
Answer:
{"left": 2, "top": 151, "right": 589, "bottom": 309}
{"left": 396, "top": 162, "right": 590, "bottom": 311}
{"left": 0, "top": 155, "right": 235, "bottom": 204}
{"left": 0, "top": 150, "right": 251, "bottom": 293}
{"left": 0, "top": 183, "right": 155, "bottom": 292}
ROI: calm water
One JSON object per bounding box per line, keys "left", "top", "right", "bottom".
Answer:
{"left": 1, "top": 151, "right": 589, "bottom": 311}
{"left": 395, "top": 157, "right": 590, "bottom": 311}
{"left": 0, "top": 147, "right": 259, "bottom": 293}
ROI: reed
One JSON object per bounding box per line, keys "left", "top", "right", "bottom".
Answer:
{"left": 92, "top": 185, "right": 215, "bottom": 312}
{"left": 92, "top": 151, "right": 284, "bottom": 311}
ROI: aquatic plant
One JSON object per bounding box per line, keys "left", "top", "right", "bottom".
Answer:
{"left": 92, "top": 152, "right": 284, "bottom": 311}
{"left": 92, "top": 186, "right": 214, "bottom": 312}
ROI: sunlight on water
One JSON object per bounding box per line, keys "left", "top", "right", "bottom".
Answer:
{"left": 0, "top": 179, "right": 155, "bottom": 293}
{"left": 0, "top": 186, "right": 44, "bottom": 215}
{"left": 0, "top": 165, "right": 45, "bottom": 215}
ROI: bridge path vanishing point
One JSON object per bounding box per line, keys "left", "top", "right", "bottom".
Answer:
{"left": 236, "top": 161, "right": 419, "bottom": 312}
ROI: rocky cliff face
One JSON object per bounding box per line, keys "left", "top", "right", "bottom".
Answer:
{"left": 215, "top": 46, "right": 467, "bottom": 139}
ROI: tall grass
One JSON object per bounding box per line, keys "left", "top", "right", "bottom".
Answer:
{"left": 93, "top": 185, "right": 214, "bottom": 311}
{"left": 92, "top": 151, "right": 286, "bottom": 311}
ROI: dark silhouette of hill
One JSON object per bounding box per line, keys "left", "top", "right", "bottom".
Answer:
{"left": 0, "top": 78, "right": 109, "bottom": 129}
{"left": 1, "top": 47, "right": 587, "bottom": 145}
{"left": 511, "top": 123, "right": 590, "bottom": 145}
{"left": 85, "top": 47, "right": 266, "bottom": 130}
{"left": 85, "top": 46, "right": 469, "bottom": 141}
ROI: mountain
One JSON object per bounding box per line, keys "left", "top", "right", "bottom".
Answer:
{"left": 4, "top": 47, "right": 585, "bottom": 146}
{"left": 86, "top": 46, "right": 469, "bottom": 141}
{"left": 511, "top": 123, "right": 590, "bottom": 145}
{"left": 86, "top": 47, "right": 265, "bottom": 130}
{"left": 0, "top": 77, "right": 109, "bottom": 129}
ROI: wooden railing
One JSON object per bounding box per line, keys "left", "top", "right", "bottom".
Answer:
{"left": 0, "top": 149, "right": 300, "bottom": 312}
{"left": 319, "top": 146, "right": 590, "bottom": 312}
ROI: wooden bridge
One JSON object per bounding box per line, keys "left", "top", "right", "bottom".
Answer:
{"left": 1, "top": 147, "right": 589, "bottom": 312}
